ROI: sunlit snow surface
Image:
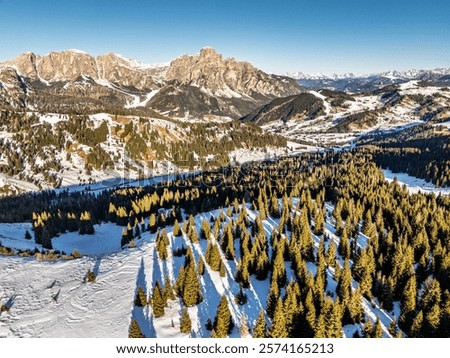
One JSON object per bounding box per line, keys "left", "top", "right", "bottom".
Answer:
{"left": 383, "top": 169, "right": 450, "bottom": 196}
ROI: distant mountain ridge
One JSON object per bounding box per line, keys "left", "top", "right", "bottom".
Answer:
{"left": 0, "top": 48, "right": 300, "bottom": 119}
{"left": 287, "top": 68, "right": 450, "bottom": 92}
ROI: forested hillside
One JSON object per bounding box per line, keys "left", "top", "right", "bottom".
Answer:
{"left": 1, "top": 150, "right": 449, "bottom": 337}
{"left": 359, "top": 123, "right": 450, "bottom": 186}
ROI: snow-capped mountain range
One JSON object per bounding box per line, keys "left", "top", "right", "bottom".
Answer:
{"left": 288, "top": 68, "right": 450, "bottom": 80}
{"left": 287, "top": 68, "right": 450, "bottom": 92}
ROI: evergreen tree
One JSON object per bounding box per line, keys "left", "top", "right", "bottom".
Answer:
{"left": 213, "top": 295, "right": 234, "bottom": 337}
{"left": 314, "top": 207, "right": 325, "bottom": 235}
{"left": 299, "top": 207, "right": 314, "bottom": 260}
{"left": 325, "top": 241, "right": 337, "bottom": 267}
{"left": 128, "top": 319, "right": 145, "bottom": 338}
{"left": 269, "top": 193, "right": 280, "bottom": 218}
{"left": 180, "top": 307, "right": 192, "bottom": 334}
{"left": 85, "top": 268, "right": 96, "bottom": 283}
{"left": 164, "top": 276, "right": 175, "bottom": 301}
{"left": 423, "top": 303, "right": 441, "bottom": 336}
{"left": 201, "top": 219, "right": 211, "bottom": 240}
{"left": 388, "top": 318, "right": 398, "bottom": 337}
{"left": 25, "top": 230, "right": 32, "bottom": 240}
{"left": 314, "top": 312, "right": 327, "bottom": 338}
{"left": 266, "top": 280, "right": 280, "bottom": 319}
{"left": 363, "top": 319, "right": 374, "bottom": 338}
{"left": 252, "top": 309, "right": 267, "bottom": 338}
{"left": 349, "top": 287, "right": 363, "bottom": 324}
{"left": 410, "top": 311, "right": 423, "bottom": 337}
{"left": 373, "top": 317, "right": 383, "bottom": 338}
{"left": 173, "top": 219, "right": 182, "bottom": 237}
{"left": 188, "top": 224, "right": 199, "bottom": 243}
{"left": 268, "top": 298, "right": 289, "bottom": 338}
{"left": 148, "top": 213, "right": 157, "bottom": 233}
{"left": 304, "top": 289, "right": 316, "bottom": 337}
{"left": 234, "top": 286, "right": 248, "bottom": 305}
{"left": 152, "top": 281, "right": 165, "bottom": 318}
{"left": 328, "top": 299, "right": 343, "bottom": 338}
{"left": 338, "top": 226, "right": 351, "bottom": 260}
{"left": 206, "top": 243, "right": 222, "bottom": 272}
{"left": 219, "top": 261, "right": 226, "bottom": 277}
{"left": 399, "top": 275, "right": 417, "bottom": 331}
{"left": 174, "top": 266, "right": 185, "bottom": 296}
{"left": 198, "top": 255, "right": 205, "bottom": 275}
{"left": 135, "top": 286, "right": 148, "bottom": 307}
{"left": 183, "top": 264, "right": 203, "bottom": 306}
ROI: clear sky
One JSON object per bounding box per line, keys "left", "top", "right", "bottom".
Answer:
{"left": 0, "top": 0, "right": 448, "bottom": 74}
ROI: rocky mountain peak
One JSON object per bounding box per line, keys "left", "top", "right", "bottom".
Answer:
{"left": 37, "top": 50, "right": 98, "bottom": 81}
{"left": 165, "top": 47, "right": 300, "bottom": 99}
{"left": 198, "top": 46, "right": 222, "bottom": 61}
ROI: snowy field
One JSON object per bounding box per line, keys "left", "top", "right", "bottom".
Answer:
{"left": 383, "top": 169, "right": 450, "bottom": 195}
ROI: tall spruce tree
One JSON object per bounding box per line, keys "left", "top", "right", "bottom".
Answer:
{"left": 152, "top": 281, "right": 165, "bottom": 318}
{"left": 253, "top": 309, "right": 267, "bottom": 338}
{"left": 213, "top": 295, "right": 234, "bottom": 337}
{"left": 180, "top": 307, "right": 192, "bottom": 334}
{"left": 129, "top": 319, "right": 145, "bottom": 338}
{"left": 267, "top": 298, "right": 289, "bottom": 338}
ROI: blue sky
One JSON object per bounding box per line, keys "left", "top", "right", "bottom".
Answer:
{"left": 0, "top": 0, "right": 448, "bottom": 74}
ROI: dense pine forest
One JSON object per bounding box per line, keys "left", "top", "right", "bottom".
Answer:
{"left": 1, "top": 149, "right": 449, "bottom": 338}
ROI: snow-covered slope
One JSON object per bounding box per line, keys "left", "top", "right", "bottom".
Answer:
{"left": 0, "top": 202, "right": 398, "bottom": 338}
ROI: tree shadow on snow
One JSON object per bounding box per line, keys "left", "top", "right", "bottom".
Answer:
{"left": 92, "top": 257, "right": 102, "bottom": 277}
{"left": 130, "top": 257, "right": 156, "bottom": 337}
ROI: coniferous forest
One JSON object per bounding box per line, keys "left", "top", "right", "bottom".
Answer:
{"left": 1, "top": 148, "right": 449, "bottom": 338}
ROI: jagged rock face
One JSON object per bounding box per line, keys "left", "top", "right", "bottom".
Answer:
{"left": 0, "top": 67, "right": 28, "bottom": 107}
{"left": 6, "top": 50, "right": 160, "bottom": 90}
{"left": 166, "top": 47, "right": 300, "bottom": 98}
{"left": 7, "top": 52, "right": 40, "bottom": 78}
{"left": 37, "top": 51, "right": 98, "bottom": 81}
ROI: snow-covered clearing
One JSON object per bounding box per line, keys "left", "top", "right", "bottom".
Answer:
{"left": 383, "top": 169, "right": 450, "bottom": 196}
